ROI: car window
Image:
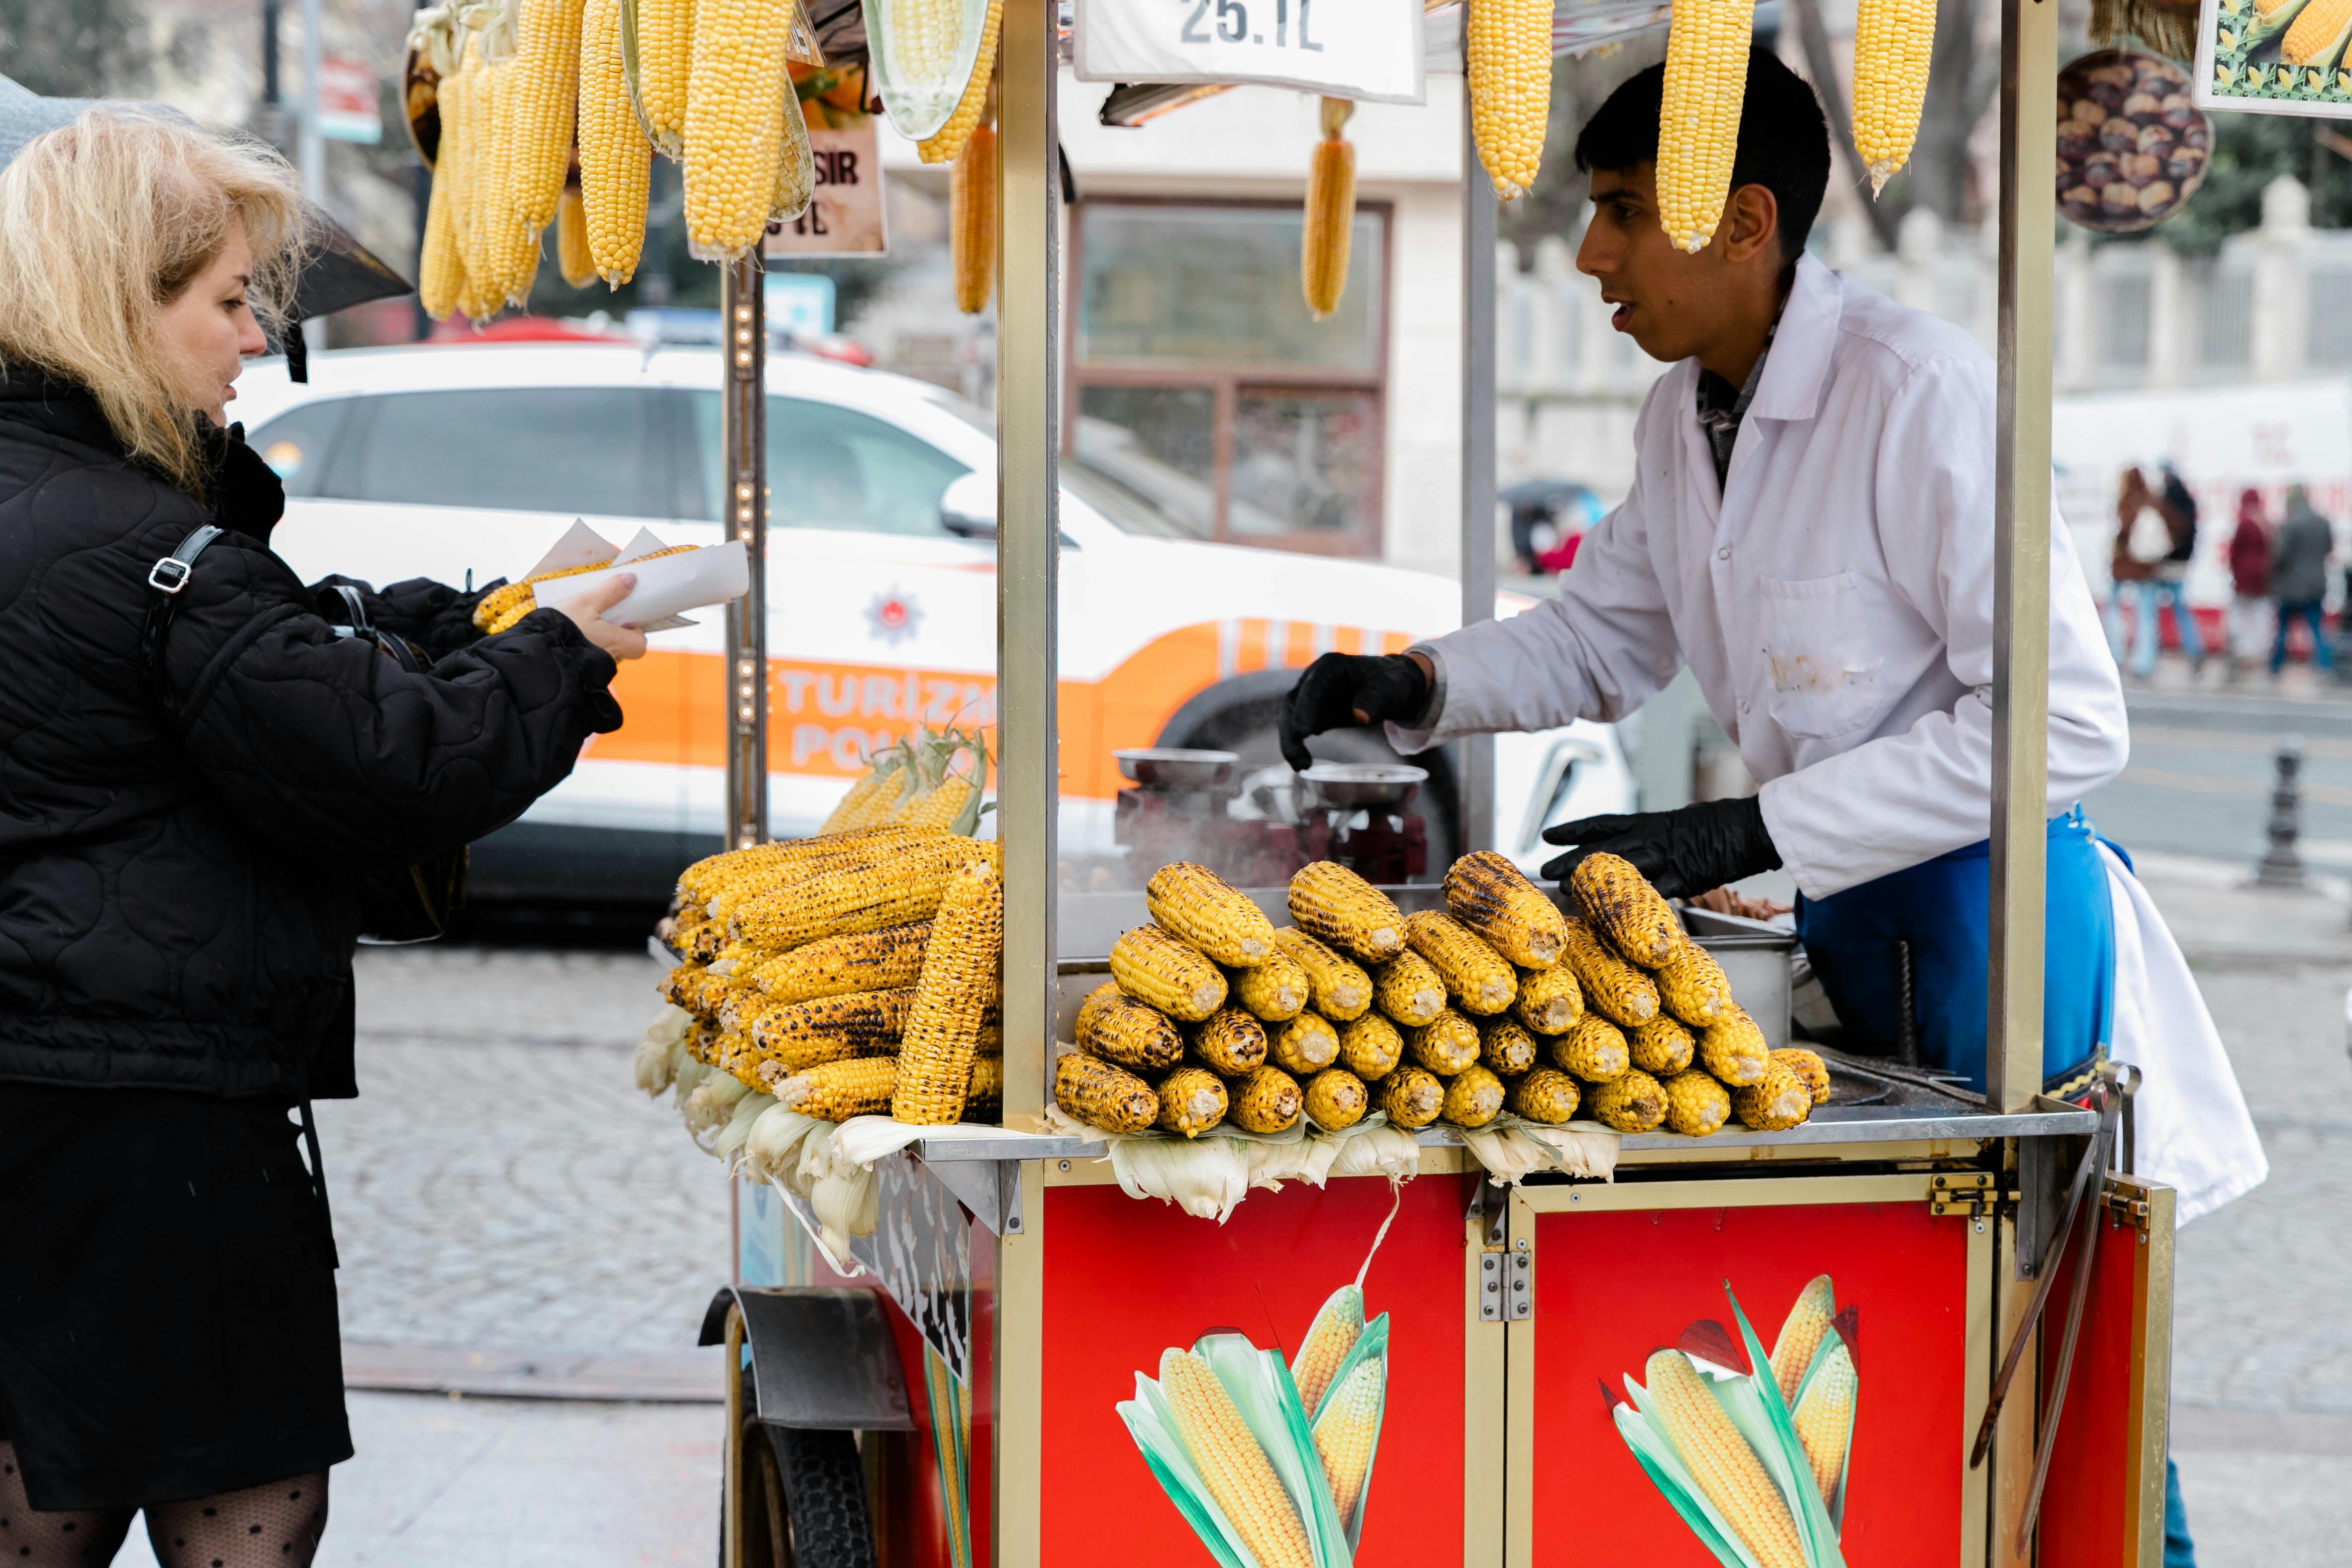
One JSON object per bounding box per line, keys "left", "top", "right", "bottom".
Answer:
{"left": 926, "top": 389, "right": 1194, "bottom": 540}
{"left": 307, "top": 388, "right": 671, "bottom": 517}
{"left": 246, "top": 399, "right": 354, "bottom": 499}
{"left": 687, "top": 394, "right": 969, "bottom": 537}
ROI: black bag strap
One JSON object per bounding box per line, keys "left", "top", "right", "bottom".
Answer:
{"left": 140, "top": 523, "right": 224, "bottom": 711}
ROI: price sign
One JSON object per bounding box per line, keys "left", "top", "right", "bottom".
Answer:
{"left": 1074, "top": 0, "right": 1425, "bottom": 104}
{"left": 765, "top": 123, "right": 889, "bottom": 256}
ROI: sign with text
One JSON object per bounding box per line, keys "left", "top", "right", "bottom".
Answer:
{"left": 764, "top": 124, "right": 889, "bottom": 255}
{"left": 1073, "top": 0, "right": 1426, "bottom": 104}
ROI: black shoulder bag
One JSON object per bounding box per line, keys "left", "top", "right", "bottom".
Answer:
{"left": 142, "top": 526, "right": 470, "bottom": 944}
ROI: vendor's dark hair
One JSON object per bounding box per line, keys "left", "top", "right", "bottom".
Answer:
{"left": 1573, "top": 50, "right": 1831, "bottom": 260}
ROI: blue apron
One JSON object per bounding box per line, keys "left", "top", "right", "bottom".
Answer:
{"left": 1794, "top": 809, "right": 2114, "bottom": 1093}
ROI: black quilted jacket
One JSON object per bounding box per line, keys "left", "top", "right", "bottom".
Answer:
{"left": 0, "top": 369, "right": 623, "bottom": 1099}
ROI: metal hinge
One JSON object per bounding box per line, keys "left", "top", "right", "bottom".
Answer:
{"left": 1479, "top": 1248, "right": 1532, "bottom": 1322}
{"left": 1929, "top": 1171, "right": 2019, "bottom": 1229}
{"left": 2100, "top": 1181, "right": 2152, "bottom": 1234}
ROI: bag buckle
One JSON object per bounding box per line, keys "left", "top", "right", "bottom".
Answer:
{"left": 147, "top": 555, "right": 195, "bottom": 594}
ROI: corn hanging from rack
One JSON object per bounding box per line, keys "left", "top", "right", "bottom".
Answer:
{"left": 500, "top": 0, "right": 583, "bottom": 232}
{"left": 555, "top": 186, "right": 596, "bottom": 285}
{"left": 1656, "top": 0, "right": 1758, "bottom": 251}
{"left": 918, "top": 0, "right": 1002, "bottom": 164}
{"left": 1302, "top": 96, "right": 1355, "bottom": 319}
{"left": 1850, "top": 0, "right": 1935, "bottom": 195}
{"left": 633, "top": 0, "right": 698, "bottom": 151}
{"left": 950, "top": 121, "right": 997, "bottom": 314}
{"left": 682, "top": 0, "right": 799, "bottom": 256}
{"left": 577, "top": 0, "right": 651, "bottom": 283}
{"left": 1466, "top": 0, "right": 1552, "bottom": 199}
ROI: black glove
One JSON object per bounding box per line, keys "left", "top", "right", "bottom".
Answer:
{"left": 1278, "top": 652, "right": 1432, "bottom": 772}
{"left": 1539, "top": 796, "right": 1781, "bottom": 902}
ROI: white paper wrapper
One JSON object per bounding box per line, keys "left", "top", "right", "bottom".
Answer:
{"left": 513, "top": 523, "right": 749, "bottom": 631}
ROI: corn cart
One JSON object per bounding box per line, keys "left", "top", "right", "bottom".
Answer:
{"left": 595, "top": 1, "right": 2174, "bottom": 1564}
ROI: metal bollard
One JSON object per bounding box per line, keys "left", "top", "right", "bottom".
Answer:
{"left": 2256, "top": 737, "right": 2307, "bottom": 888}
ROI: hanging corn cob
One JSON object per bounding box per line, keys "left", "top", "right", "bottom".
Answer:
{"left": 1656, "top": 0, "right": 1758, "bottom": 251}
{"left": 471, "top": 10, "right": 545, "bottom": 311}
{"left": 1301, "top": 96, "right": 1355, "bottom": 320}
{"left": 1850, "top": 0, "right": 1935, "bottom": 195}
{"left": 682, "top": 0, "right": 800, "bottom": 257}
{"left": 950, "top": 120, "right": 996, "bottom": 315}
{"left": 410, "top": 9, "right": 469, "bottom": 319}
{"left": 1466, "top": 0, "right": 1553, "bottom": 200}
{"left": 624, "top": 0, "right": 697, "bottom": 156}
{"left": 578, "top": 0, "right": 652, "bottom": 283}
{"left": 555, "top": 185, "right": 596, "bottom": 285}
{"left": 916, "top": 0, "right": 1001, "bottom": 164}
{"left": 500, "top": 0, "right": 584, "bottom": 232}
{"left": 862, "top": 0, "right": 992, "bottom": 142}
{"left": 771, "top": 60, "right": 817, "bottom": 224}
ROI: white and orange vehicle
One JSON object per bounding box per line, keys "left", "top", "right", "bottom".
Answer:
{"left": 233, "top": 341, "right": 1631, "bottom": 904}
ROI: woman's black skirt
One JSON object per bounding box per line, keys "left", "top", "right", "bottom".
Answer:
{"left": 0, "top": 1083, "right": 352, "bottom": 1510}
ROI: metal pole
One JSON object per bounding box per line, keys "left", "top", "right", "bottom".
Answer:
{"left": 1988, "top": 0, "right": 2056, "bottom": 1118}
{"left": 1457, "top": 68, "right": 1498, "bottom": 860}
{"left": 297, "top": 0, "right": 325, "bottom": 195}
{"left": 722, "top": 254, "right": 769, "bottom": 849}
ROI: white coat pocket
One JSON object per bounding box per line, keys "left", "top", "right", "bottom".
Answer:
{"left": 1760, "top": 572, "right": 1884, "bottom": 739}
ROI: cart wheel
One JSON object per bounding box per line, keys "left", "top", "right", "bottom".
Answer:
{"left": 767, "top": 1425, "right": 877, "bottom": 1568}
{"left": 735, "top": 1419, "right": 793, "bottom": 1568}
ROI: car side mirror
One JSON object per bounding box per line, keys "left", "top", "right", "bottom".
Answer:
{"left": 939, "top": 471, "right": 997, "bottom": 540}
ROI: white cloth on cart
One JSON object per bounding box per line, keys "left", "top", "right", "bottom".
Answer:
{"left": 2101, "top": 842, "right": 2267, "bottom": 1226}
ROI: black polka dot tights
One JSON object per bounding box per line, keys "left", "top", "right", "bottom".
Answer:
{"left": 0, "top": 1443, "right": 326, "bottom": 1567}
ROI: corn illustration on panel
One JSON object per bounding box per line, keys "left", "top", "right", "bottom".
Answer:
{"left": 1290, "top": 1287, "right": 1362, "bottom": 1417}
{"left": 1641, "top": 1349, "right": 1809, "bottom": 1568}
{"left": 1792, "top": 1334, "right": 1856, "bottom": 1507}
{"left": 1155, "top": 1349, "right": 1317, "bottom": 1568}
{"left": 1770, "top": 1275, "right": 1837, "bottom": 1406}
{"left": 1314, "top": 1357, "right": 1384, "bottom": 1527}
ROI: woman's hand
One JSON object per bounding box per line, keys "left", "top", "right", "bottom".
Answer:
{"left": 550, "top": 575, "right": 648, "bottom": 661}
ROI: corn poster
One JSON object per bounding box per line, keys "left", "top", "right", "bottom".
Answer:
{"left": 2195, "top": 0, "right": 2352, "bottom": 117}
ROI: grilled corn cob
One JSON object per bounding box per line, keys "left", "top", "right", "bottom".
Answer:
{"left": 1079, "top": 990, "right": 1186, "bottom": 1073}
{"left": 1550, "top": 1015, "right": 1630, "bottom": 1083}
{"left": 1466, "top": 0, "right": 1551, "bottom": 199}
{"left": 1405, "top": 910, "right": 1518, "bottom": 1015}
{"left": 732, "top": 837, "right": 1000, "bottom": 950}
{"left": 1513, "top": 963, "right": 1585, "bottom": 1034}
{"left": 1111, "top": 925, "right": 1228, "bottom": 1022}
{"left": 1508, "top": 1065, "right": 1581, "bottom": 1124}
{"left": 1372, "top": 1065, "right": 1443, "bottom": 1129}
{"left": 1657, "top": 0, "right": 1759, "bottom": 252}
{"left": 1157, "top": 1349, "right": 1316, "bottom": 1568}
{"left": 1571, "top": 852, "right": 1682, "bottom": 968}
{"left": 1852, "top": 0, "right": 1936, "bottom": 194}
{"left": 1155, "top": 1065, "right": 1229, "bottom": 1138}
{"left": 1054, "top": 1052, "right": 1157, "bottom": 1133}
{"left": 754, "top": 921, "right": 931, "bottom": 1004}
{"left": 1268, "top": 1011, "right": 1341, "bottom": 1075}
{"left": 1370, "top": 950, "right": 1446, "bottom": 1028}
{"left": 1444, "top": 850, "right": 1569, "bottom": 968}
{"left": 1698, "top": 1009, "right": 1770, "bottom": 1088}
{"left": 1188, "top": 1007, "right": 1269, "bottom": 1077}
{"left": 678, "top": 825, "right": 919, "bottom": 906}
{"left": 1442, "top": 1063, "right": 1506, "bottom": 1129}
{"left": 773, "top": 1054, "right": 898, "bottom": 1119}
{"left": 1733, "top": 1061, "right": 1813, "bottom": 1131}
{"left": 891, "top": 858, "right": 1003, "bottom": 1123}
{"left": 1288, "top": 861, "right": 1406, "bottom": 962}
{"left": 1643, "top": 1349, "right": 1809, "bottom": 1568}
{"left": 1230, "top": 948, "right": 1309, "bottom": 1022}
{"left": 916, "top": 0, "right": 1003, "bottom": 163}
{"left": 1335, "top": 1013, "right": 1403, "bottom": 1079}
{"left": 1270, "top": 928, "right": 1371, "bottom": 1021}
{"left": 1792, "top": 1333, "right": 1856, "bottom": 1505}
{"left": 1147, "top": 862, "right": 1278, "bottom": 967}
{"left": 1657, "top": 942, "right": 1736, "bottom": 1027}
{"left": 1479, "top": 1017, "right": 1539, "bottom": 1076}
{"left": 1629, "top": 1016, "right": 1697, "bottom": 1076}
{"left": 894, "top": 773, "right": 976, "bottom": 833}
{"left": 1301, "top": 96, "right": 1355, "bottom": 319}
{"left": 1771, "top": 1276, "right": 1837, "bottom": 1406}
{"left": 1405, "top": 1009, "right": 1482, "bottom": 1076}
{"left": 472, "top": 545, "right": 699, "bottom": 635}
{"left": 821, "top": 760, "right": 901, "bottom": 834}
{"left": 1291, "top": 1287, "right": 1363, "bottom": 1416}
{"left": 747, "top": 987, "right": 913, "bottom": 1074}
{"left": 1230, "top": 1064, "right": 1303, "bottom": 1134}
{"left": 1589, "top": 1067, "right": 1669, "bottom": 1132}
{"left": 1303, "top": 1066, "right": 1368, "bottom": 1131}
{"left": 1662, "top": 1069, "right": 1731, "bottom": 1136}
{"left": 1560, "top": 916, "right": 1660, "bottom": 1026}
{"left": 1315, "top": 1358, "right": 1383, "bottom": 1527}
{"left": 948, "top": 121, "right": 995, "bottom": 314}
{"left": 1773, "top": 1047, "right": 1832, "bottom": 1105}
{"left": 577, "top": 0, "right": 649, "bottom": 283}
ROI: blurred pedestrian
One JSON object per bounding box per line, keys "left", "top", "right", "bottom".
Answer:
{"left": 2225, "top": 487, "right": 2272, "bottom": 683}
{"left": 2268, "top": 483, "right": 2334, "bottom": 678}
{"left": 2109, "top": 465, "right": 2199, "bottom": 678}
{"left": 0, "top": 112, "right": 643, "bottom": 1568}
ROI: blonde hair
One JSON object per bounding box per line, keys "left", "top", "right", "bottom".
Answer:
{"left": 0, "top": 110, "right": 308, "bottom": 494}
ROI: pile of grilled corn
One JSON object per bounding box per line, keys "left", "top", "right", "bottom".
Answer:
{"left": 656, "top": 820, "right": 1006, "bottom": 1126}
{"left": 1060, "top": 850, "right": 1820, "bottom": 1140}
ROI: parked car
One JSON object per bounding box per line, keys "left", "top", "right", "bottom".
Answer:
{"left": 232, "top": 343, "right": 1632, "bottom": 906}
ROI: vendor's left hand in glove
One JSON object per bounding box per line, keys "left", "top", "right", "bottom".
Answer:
{"left": 1278, "top": 652, "right": 1432, "bottom": 772}
{"left": 1539, "top": 795, "right": 1782, "bottom": 902}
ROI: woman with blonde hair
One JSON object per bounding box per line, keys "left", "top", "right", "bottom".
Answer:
{"left": 0, "top": 112, "right": 643, "bottom": 1566}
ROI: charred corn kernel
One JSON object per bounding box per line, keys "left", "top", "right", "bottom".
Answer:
{"left": 1773, "top": 1047, "right": 1832, "bottom": 1106}
{"left": 1479, "top": 1017, "right": 1539, "bottom": 1076}
{"left": 1852, "top": 0, "right": 1935, "bottom": 194}
{"left": 554, "top": 185, "right": 596, "bottom": 286}
{"left": 677, "top": 826, "right": 920, "bottom": 905}
{"left": 1301, "top": 96, "right": 1355, "bottom": 319}
{"left": 754, "top": 921, "right": 932, "bottom": 1004}
{"left": 1111, "top": 925, "right": 1228, "bottom": 1022}
{"left": 773, "top": 1054, "right": 899, "bottom": 1119}
{"left": 1733, "top": 1061, "right": 1812, "bottom": 1131}
{"left": 1314, "top": 1357, "right": 1384, "bottom": 1525}
{"left": 1291, "top": 1287, "right": 1362, "bottom": 1417}
{"left": 1770, "top": 1276, "right": 1837, "bottom": 1406}
{"left": 1155, "top": 1065, "right": 1229, "bottom": 1138}
{"left": 1508, "top": 1065, "right": 1581, "bottom": 1124}
{"left": 948, "top": 121, "right": 995, "bottom": 314}
{"left": 1698, "top": 1009, "right": 1771, "bottom": 1088}
{"left": 1445, "top": 850, "right": 1569, "bottom": 968}
{"left": 577, "top": 0, "right": 650, "bottom": 283}
{"left": 1442, "top": 1063, "right": 1506, "bottom": 1128}
{"left": 503, "top": 0, "right": 583, "bottom": 231}
{"left": 1288, "top": 861, "right": 1405, "bottom": 962}
{"left": 1550, "top": 1015, "right": 1630, "bottom": 1083}
{"left": 1662, "top": 1069, "right": 1731, "bottom": 1136}
{"left": 1158, "top": 1349, "right": 1316, "bottom": 1568}
{"left": 1372, "top": 1065, "right": 1443, "bottom": 1129}
{"left": 659, "top": 960, "right": 709, "bottom": 1011}
{"left": 965, "top": 1054, "right": 1004, "bottom": 1116}
{"left": 1303, "top": 1066, "right": 1368, "bottom": 1131}
{"left": 1230, "top": 1064, "right": 1303, "bottom": 1134}
{"left": 1335, "top": 1012, "right": 1403, "bottom": 1079}
{"left": 1230, "top": 949, "right": 1308, "bottom": 1022}
{"left": 917, "top": 0, "right": 1002, "bottom": 163}
{"left": 1467, "top": 0, "right": 1551, "bottom": 199}
{"left": 1072, "top": 979, "right": 1122, "bottom": 1040}
{"left": 1514, "top": 963, "right": 1585, "bottom": 1034}
{"left": 1571, "top": 852, "right": 1682, "bottom": 968}
{"left": 891, "top": 858, "right": 1003, "bottom": 1123}
{"left": 1644, "top": 1350, "right": 1809, "bottom": 1568}
{"left": 1560, "top": 917, "right": 1660, "bottom": 1026}
{"left": 1405, "top": 910, "right": 1518, "bottom": 1015}
{"left": 747, "top": 987, "right": 913, "bottom": 1074}
{"left": 1079, "top": 991, "right": 1186, "bottom": 1073}
{"left": 1271, "top": 927, "right": 1372, "bottom": 1020}
{"left": 1590, "top": 1067, "right": 1669, "bottom": 1132}
{"left": 682, "top": 0, "right": 798, "bottom": 256}
{"left": 1371, "top": 950, "right": 1446, "bottom": 1028}
{"left": 1269, "top": 1011, "right": 1340, "bottom": 1075}
{"left": 1657, "top": 0, "right": 1759, "bottom": 252}
{"left": 1188, "top": 1007, "right": 1269, "bottom": 1077}
{"left": 1405, "top": 1009, "right": 1482, "bottom": 1076}
{"left": 633, "top": 0, "right": 697, "bottom": 145}
{"left": 1792, "top": 1334, "right": 1856, "bottom": 1504}
{"left": 731, "top": 838, "right": 999, "bottom": 950}
{"left": 1657, "top": 942, "right": 1736, "bottom": 1027}
{"left": 1630, "top": 1016, "right": 1697, "bottom": 1076}
{"left": 2284, "top": 0, "right": 2352, "bottom": 66}
{"left": 1054, "top": 1052, "right": 1157, "bottom": 1132}
{"left": 1148, "top": 862, "right": 1279, "bottom": 967}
